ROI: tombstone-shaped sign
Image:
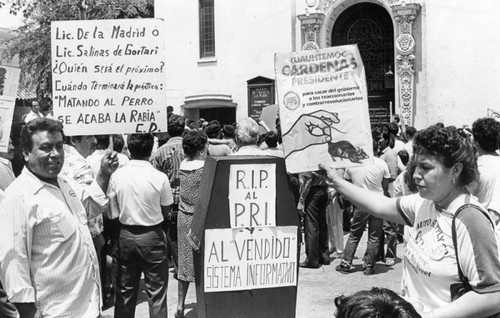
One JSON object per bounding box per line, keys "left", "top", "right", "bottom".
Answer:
{"left": 190, "top": 156, "right": 300, "bottom": 318}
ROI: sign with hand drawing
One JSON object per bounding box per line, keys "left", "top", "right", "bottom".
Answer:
{"left": 274, "top": 44, "right": 373, "bottom": 173}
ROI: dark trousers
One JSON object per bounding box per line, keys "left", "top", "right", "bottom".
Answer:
{"left": 378, "top": 220, "right": 398, "bottom": 260}
{"left": 163, "top": 209, "right": 179, "bottom": 277}
{"left": 115, "top": 224, "right": 169, "bottom": 318}
{"left": 304, "top": 186, "right": 329, "bottom": 265}
{"left": 0, "top": 281, "right": 18, "bottom": 318}
{"left": 343, "top": 208, "right": 383, "bottom": 267}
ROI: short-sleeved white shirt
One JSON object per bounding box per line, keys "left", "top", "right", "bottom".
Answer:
{"left": 344, "top": 157, "right": 390, "bottom": 194}
{"left": 474, "top": 154, "right": 500, "bottom": 213}
{"left": 108, "top": 160, "right": 173, "bottom": 226}
{"left": 397, "top": 193, "right": 500, "bottom": 311}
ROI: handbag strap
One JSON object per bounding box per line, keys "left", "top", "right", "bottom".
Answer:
{"left": 451, "top": 203, "right": 494, "bottom": 290}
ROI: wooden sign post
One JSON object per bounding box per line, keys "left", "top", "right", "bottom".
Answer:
{"left": 190, "top": 156, "right": 300, "bottom": 318}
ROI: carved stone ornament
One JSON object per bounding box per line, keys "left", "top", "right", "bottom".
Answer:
{"left": 392, "top": 2, "right": 420, "bottom": 126}
{"left": 298, "top": 13, "right": 325, "bottom": 50}
{"left": 396, "top": 33, "right": 415, "bottom": 54}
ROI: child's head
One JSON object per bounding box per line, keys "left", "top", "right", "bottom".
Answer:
{"left": 334, "top": 288, "right": 421, "bottom": 318}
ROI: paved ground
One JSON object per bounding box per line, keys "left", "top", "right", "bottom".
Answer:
{"left": 103, "top": 233, "right": 403, "bottom": 317}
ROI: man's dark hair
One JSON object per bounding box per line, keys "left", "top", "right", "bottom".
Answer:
{"left": 264, "top": 131, "right": 279, "bottom": 148}
{"left": 113, "top": 134, "right": 125, "bottom": 153}
{"left": 398, "top": 149, "right": 409, "bottom": 166}
{"left": 222, "top": 124, "right": 235, "bottom": 138}
{"left": 405, "top": 126, "right": 417, "bottom": 139}
{"left": 156, "top": 132, "right": 170, "bottom": 148}
{"left": 127, "top": 133, "right": 154, "bottom": 159}
{"left": 472, "top": 117, "right": 500, "bottom": 152}
{"left": 182, "top": 130, "right": 207, "bottom": 159}
{"left": 335, "top": 287, "right": 421, "bottom": 318}
{"left": 167, "top": 105, "right": 174, "bottom": 113}
{"left": 168, "top": 114, "right": 186, "bottom": 137}
{"left": 205, "top": 124, "right": 221, "bottom": 139}
{"left": 21, "top": 118, "right": 64, "bottom": 153}
{"left": 95, "top": 135, "right": 110, "bottom": 150}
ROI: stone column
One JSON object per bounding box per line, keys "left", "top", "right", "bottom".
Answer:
{"left": 297, "top": 13, "right": 325, "bottom": 50}
{"left": 392, "top": 3, "right": 420, "bottom": 126}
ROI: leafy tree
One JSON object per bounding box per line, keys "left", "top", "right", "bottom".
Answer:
{"left": 0, "top": 0, "right": 154, "bottom": 98}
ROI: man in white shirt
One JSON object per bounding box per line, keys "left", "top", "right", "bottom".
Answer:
{"left": 0, "top": 138, "right": 16, "bottom": 191}
{"left": 23, "top": 100, "right": 43, "bottom": 123}
{"left": 0, "top": 118, "right": 118, "bottom": 318}
{"left": 336, "top": 143, "right": 390, "bottom": 275}
{"left": 108, "top": 133, "right": 173, "bottom": 318}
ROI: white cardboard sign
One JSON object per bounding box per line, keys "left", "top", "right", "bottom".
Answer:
{"left": 228, "top": 164, "right": 276, "bottom": 228}
{"left": 0, "top": 66, "right": 20, "bottom": 152}
{"left": 275, "top": 45, "right": 373, "bottom": 173}
{"left": 204, "top": 226, "right": 298, "bottom": 292}
{"left": 51, "top": 19, "right": 167, "bottom": 135}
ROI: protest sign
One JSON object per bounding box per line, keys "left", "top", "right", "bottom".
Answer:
{"left": 0, "top": 65, "right": 20, "bottom": 152}
{"left": 51, "top": 19, "right": 167, "bottom": 136}
{"left": 228, "top": 163, "right": 276, "bottom": 228}
{"left": 274, "top": 44, "right": 373, "bottom": 173}
{"left": 204, "top": 226, "right": 297, "bottom": 292}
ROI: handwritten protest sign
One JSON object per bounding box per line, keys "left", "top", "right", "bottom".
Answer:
{"left": 229, "top": 164, "right": 276, "bottom": 228}
{"left": 0, "top": 65, "right": 20, "bottom": 152}
{"left": 274, "top": 45, "right": 373, "bottom": 173}
{"left": 204, "top": 226, "right": 297, "bottom": 292}
{"left": 51, "top": 19, "right": 167, "bottom": 136}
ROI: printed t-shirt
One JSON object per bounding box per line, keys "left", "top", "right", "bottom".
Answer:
{"left": 396, "top": 193, "right": 500, "bottom": 311}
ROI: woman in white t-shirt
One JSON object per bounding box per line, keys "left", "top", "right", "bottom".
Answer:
{"left": 321, "top": 124, "right": 500, "bottom": 318}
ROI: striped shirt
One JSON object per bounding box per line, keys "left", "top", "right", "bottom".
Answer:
{"left": 0, "top": 157, "right": 15, "bottom": 191}
{"left": 0, "top": 168, "right": 106, "bottom": 317}
{"left": 151, "top": 136, "right": 184, "bottom": 208}
{"left": 397, "top": 193, "right": 500, "bottom": 311}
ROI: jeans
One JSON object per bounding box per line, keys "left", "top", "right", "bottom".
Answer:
{"left": 378, "top": 220, "right": 398, "bottom": 260}
{"left": 343, "top": 208, "right": 383, "bottom": 268}
{"left": 115, "top": 224, "right": 169, "bottom": 318}
{"left": 304, "top": 186, "right": 329, "bottom": 265}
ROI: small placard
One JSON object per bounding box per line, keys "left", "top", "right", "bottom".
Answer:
{"left": 228, "top": 164, "right": 276, "bottom": 228}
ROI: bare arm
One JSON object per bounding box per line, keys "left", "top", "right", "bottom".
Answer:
{"left": 96, "top": 149, "right": 119, "bottom": 193}
{"left": 426, "top": 290, "right": 500, "bottom": 318}
{"left": 319, "top": 164, "right": 407, "bottom": 224}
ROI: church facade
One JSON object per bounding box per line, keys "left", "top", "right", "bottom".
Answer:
{"left": 157, "top": 0, "right": 500, "bottom": 129}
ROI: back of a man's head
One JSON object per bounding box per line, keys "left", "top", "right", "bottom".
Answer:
{"left": 95, "top": 135, "right": 110, "bottom": 150}
{"left": 168, "top": 114, "right": 186, "bottom": 137}
{"left": 222, "top": 124, "right": 235, "bottom": 139}
{"left": 235, "top": 117, "right": 259, "bottom": 146}
{"left": 127, "top": 133, "right": 154, "bottom": 159}
{"left": 264, "top": 131, "right": 279, "bottom": 148}
{"left": 21, "top": 118, "right": 64, "bottom": 153}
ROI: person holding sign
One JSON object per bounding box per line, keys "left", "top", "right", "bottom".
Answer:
{"left": 320, "top": 124, "right": 500, "bottom": 317}
{"left": 108, "top": 133, "right": 173, "bottom": 318}
{"left": 0, "top": 118, "right": 118, "bottom": 318}
{"left": 176, "top": 130, "right": 208, "bottom": 318}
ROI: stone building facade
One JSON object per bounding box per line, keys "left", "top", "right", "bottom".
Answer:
{"left": 158, "top": 0, "right": 500, "bottom": 129}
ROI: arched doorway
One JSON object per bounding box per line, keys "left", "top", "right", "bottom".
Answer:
{"left": 331, "top": 3, "right": 394, "bottom": 126}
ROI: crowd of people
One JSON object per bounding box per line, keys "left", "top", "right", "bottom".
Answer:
{"left": 0, "top": 101, "right": 500, "bottom": 318}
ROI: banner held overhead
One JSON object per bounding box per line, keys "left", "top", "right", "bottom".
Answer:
{"left": 51, "top": 18, "right": 167, "bottom": 136}
{"left": 274, "top": 44, "right": 373, "bottom": 173}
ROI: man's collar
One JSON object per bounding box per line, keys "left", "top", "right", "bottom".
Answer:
{"left": 21, "top": 167, "right": 61, "bottom": 193}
